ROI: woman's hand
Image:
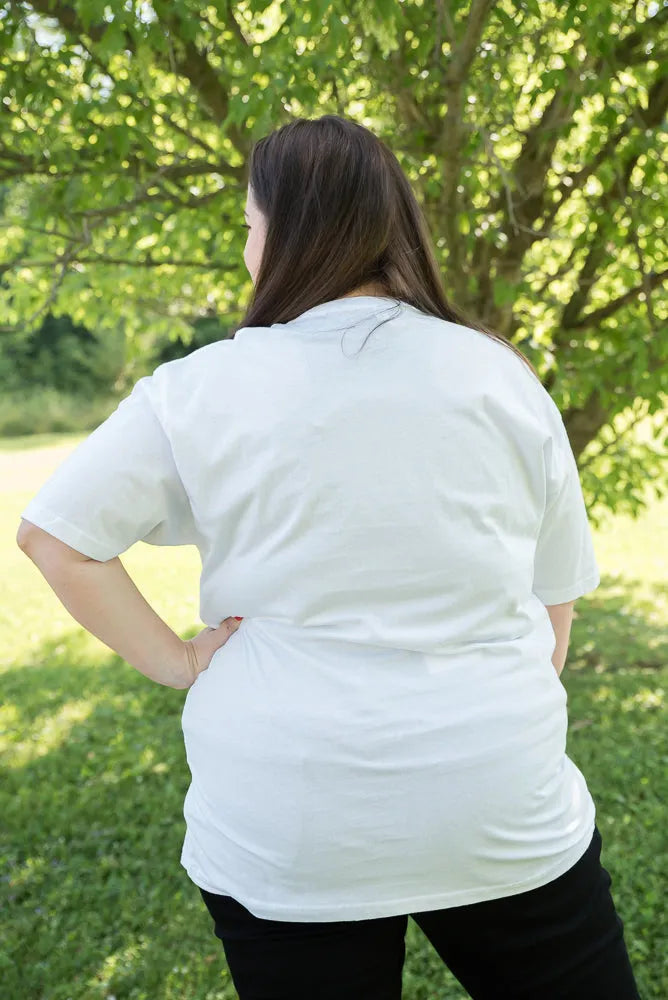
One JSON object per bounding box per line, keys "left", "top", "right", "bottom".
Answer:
{"left": 177, "top": 617, "right": 243, "bottom": 688}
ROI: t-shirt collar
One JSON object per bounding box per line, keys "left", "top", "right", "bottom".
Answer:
{"left": 285, "top": 296, "right": 403, "bottom": 327}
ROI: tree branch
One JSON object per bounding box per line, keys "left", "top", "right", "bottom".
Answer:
{"left": 493, "top": 7, "right": 667, "bottom": 282}
{"left": 568, "top": 269, "right": 668, "bottom": 329}
{"left": 8, "top": 255, "right": 234, "bottom": 269}
{"left": 215, "top": 5, "right": 250, "bottom": 50}
{"left": 576, "top": 399, "right": 652, "bottom": 472}
{"left": 0, "top": 219, "right": 73, "bottom": 241}
{"left": 26, "top": 0, "right": 250, "bottom": 151}
{"left": 26, "top": 0, "right": 132, "bottom": 46}
{"left": 437, "top": 0, "right": 496, "bottom": 298}
{"left": 542, "top": 72, "right": 668, "bottom": 231}
{"left": 150, "top": 1, "right": 250, "bottom": 150}
{"left": 443, "top": 0, "right": 496, "bottom": 86}
{"left": 561, "top": 128, "right": 664, "bottom": 331}
{"left": 57, "top": 162, "right": 221, "bottom": 221}
{"left": 614, "top": 5, "right": 668, "bottom": 64}
{"left": 1, "top": 232, "right": 87, "bottom": 331}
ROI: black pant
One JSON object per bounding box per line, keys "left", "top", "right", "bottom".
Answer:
{"left": 198, "top": 826, "right": 640, "bottom": 999}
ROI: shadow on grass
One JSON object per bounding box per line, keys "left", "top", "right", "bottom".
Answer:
{"left": 1, "top": 580, "right": 666, "bottom": 1000}
{"left": 566, "top": 581, "right": 667, "bottom": 674}
{"left": 1, "top": 632, "right": 235, "bottom": 1000}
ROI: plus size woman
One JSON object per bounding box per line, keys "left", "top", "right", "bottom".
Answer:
{"left": 18, "top": 114, "right": 640, "bottom": 999}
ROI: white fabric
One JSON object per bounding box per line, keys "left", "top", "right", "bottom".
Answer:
{"left": 20, "top": 295, "right": 600, "bottom": 920}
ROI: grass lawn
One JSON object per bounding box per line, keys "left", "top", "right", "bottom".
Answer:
{"left": 2, "top": 434, "right": 666, "bottom": 1000}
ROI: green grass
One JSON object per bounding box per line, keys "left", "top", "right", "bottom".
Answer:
{"left": 2, "top": 437, "right": 666, "bottom": 999}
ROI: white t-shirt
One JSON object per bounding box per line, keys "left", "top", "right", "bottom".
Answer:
{"left": 20, "top": 295, "right": 600, "bottom": 921}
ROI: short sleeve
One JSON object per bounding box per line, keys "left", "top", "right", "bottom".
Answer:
{"left": 532, "top": 404, "right": 601, "bottom": 604}
{"left": 19, "top": 375, "right": 199, "bottom": 561}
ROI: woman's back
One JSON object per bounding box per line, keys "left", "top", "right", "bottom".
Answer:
{"left": 153, "top": 294, "right": 601, "bottom": 920}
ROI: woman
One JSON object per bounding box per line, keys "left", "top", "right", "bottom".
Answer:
{"left": 18, "top": 115, "right": 639, "bottom": 999}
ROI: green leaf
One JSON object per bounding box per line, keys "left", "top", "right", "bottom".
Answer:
{"left": 493, "top": 278, "right": 518, "bottom": 308}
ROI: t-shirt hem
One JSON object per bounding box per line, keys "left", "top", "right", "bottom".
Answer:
{"left": 19, "top": 502, "right": 119, "bottom": 562}
{"left": 182, "top": 819, "right": 596, "bottom": 922}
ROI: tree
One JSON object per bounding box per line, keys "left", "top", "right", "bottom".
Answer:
{"left": 1, "top": 0, "right": 666, "bottom": 518}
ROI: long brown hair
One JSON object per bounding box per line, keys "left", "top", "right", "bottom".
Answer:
{"left": 232, "top": 114, "right": 539, "bottom": 379}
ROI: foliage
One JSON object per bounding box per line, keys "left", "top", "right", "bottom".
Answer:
{"left": 151, "top": 313, "right": 235, "bottom": 364}
{"left": 0, "top": 309, "right": 231, "bottom": 436}
{"left": 0, "top": 0, "right": 666, "bottom": 517}
{"left": 0, "top": 385, "right": 121, "bottom": 436}
{"left": 0, "top": 312, "right": 126, "bottom": 394}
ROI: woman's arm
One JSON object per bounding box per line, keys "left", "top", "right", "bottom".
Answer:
{"left": 544, "top": 600, "right": 575, "bottom": 677}
{"left": 17, "top": 520, "right": 191, "bottom": 689}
